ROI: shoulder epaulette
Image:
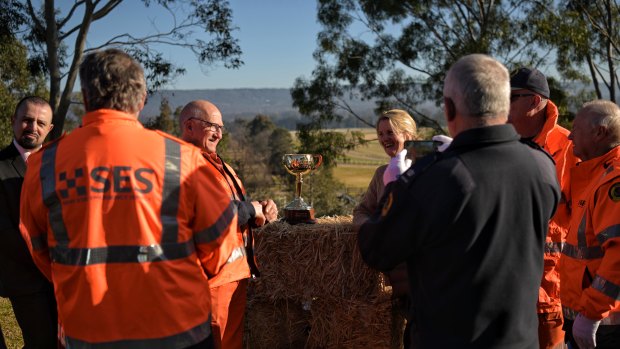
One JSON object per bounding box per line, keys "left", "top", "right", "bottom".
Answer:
{"left": 520, "top": 138, "right": 555, "bottom": 164}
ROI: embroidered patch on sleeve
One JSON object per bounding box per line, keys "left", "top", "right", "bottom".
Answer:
{"left": 609, "top": 182, "right": 620, "bottom": 202}
{"left": 381, "top": 192, "right": 394, "bottom": 217}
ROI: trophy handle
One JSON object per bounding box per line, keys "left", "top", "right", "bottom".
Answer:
{"left": 312, "top": 154, "right": 323, "bottom": 170}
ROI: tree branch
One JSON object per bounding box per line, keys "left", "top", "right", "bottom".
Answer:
{"left": 25, "top": 0, "right": 44, "bottom": 33}
{"left": 58, "top": 0, "right": 86, "bottom": 29}
{"left": 60, "top": 0, "right": 123, "bottom": 40}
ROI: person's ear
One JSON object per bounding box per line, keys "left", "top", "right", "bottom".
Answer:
{"left": 595, "top": 125, "right": 608, "bottom": 141}
{"left": 184, "top": 118, "right": 193, "bottom": 132}
{"left": 137, "top": 94, "right": 146, "bottom": 112}
{"left": 444, "top": 97, "right": 456, "bottom": 122}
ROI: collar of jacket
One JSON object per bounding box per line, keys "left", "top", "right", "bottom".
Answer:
{"left": 450, "top": 124, "right": 520, "bottom": 150}
{"left": 574, "top": 145, "right": 620, "bottom": 174}
{"left": 82, "top": 109, "right": 142, "bottom": 127}
{"left": 533, "top": 100, "right": 561, "bottom": 146}
{"left": 202, "top": 151, "right": 224, "bottom": 172}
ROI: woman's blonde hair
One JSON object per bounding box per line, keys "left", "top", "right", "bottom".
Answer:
{"left": 376, "top": 109, "right": 417, "bottom": 139}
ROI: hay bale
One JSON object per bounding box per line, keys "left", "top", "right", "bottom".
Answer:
{"left": 246, "top": 216, "right": 403, "bottom": 349}
{"left": 305, "top": 294, "right": 403, "bottom": 349}
{"left": 252, "top": 216, "right": 387, "bottom": 301}
{"left": 245, "top": 297, "right": 310, "bottom": 349}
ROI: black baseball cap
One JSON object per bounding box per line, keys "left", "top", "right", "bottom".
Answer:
{"left": 510, "top": 67, "right": 550, "bottom": 99}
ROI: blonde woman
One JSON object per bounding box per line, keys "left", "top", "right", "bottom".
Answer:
{"left": 353, "top": 109, "right": 418, "bottom": 228}
{"left": 352, "top": 109, "right": 417, "bottom": 347}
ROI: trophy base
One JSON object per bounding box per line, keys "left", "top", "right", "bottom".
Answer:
{"left": 283, "top": 208, "right": 317, "bottom": 225}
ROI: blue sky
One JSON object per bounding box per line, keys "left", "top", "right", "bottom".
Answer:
{"left": 81, "top": 0, "right": 321, "bottom": 90}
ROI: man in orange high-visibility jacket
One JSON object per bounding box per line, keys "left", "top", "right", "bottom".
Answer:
{"left": 560, "top": 100, "right": 620, "bottom": 349}
{"left": 508, "top": 67, "right": 579, "bottom": 349}
{"left": 19, "top": 49, "right": 239, "bottom": 349}
{"left": 179, "top": 100, "right": 278, "bottom": 349}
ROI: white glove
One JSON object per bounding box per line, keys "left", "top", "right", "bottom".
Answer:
{"left": 572, "top": 313, "right": 600, "bottom": 349}
{"left": 383, "top": 149, "right": 412, "bottom": 186}
{"left": 432, "top": 135, "right": 453, "bottom": 152}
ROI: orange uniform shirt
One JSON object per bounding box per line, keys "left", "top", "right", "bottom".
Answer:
{"left": 19, "top": 110, "right": 239, "bottom": 347}
{"left": 560, "top": 146, "right": 620, "bottom": 323}
{"left": 532, "top": 101, "right": 579, "bottom": 313}
{"left": 203, "top": 154, "right": 252, "bottom": 288}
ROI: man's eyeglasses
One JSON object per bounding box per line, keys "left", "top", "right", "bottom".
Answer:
{"left": 188, "top": 117, "right": 225, "bottom": 133}
{"left": 510, "top": 93, "right": 535, "bottom": 103}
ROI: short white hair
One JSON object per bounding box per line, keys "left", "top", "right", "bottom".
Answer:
{"left": 444, "top": 54, "right": 510, "bottom": 119}
{"left": 579, "top": 99, "right": 620, "bottom": 139}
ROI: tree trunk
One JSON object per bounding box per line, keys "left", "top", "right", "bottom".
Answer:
{"left": 47, "top": 0, "right": 96, "bottom": 139}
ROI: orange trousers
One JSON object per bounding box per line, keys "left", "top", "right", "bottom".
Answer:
{"left": 210, "top": 279, "right": 248, "bottom": 349}
{"left": 538, "top": 311, "right": 566, "bottom": 349}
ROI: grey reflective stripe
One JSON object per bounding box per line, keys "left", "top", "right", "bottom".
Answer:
{"left": 64, "top": 316, "right": 211, "bottom": 349}
{"left": 592, "top": 275, "right": 620, "bottom": 301}
{"left": 30, "top": 235, "right": 47, "bottom": 251}
{"left": 544, "top": 242, "right": 563, "bottom": 254}
{"left": 161, "top": 138, "right": 181, "bottom": 244}
{"left": 40, "top": 142, "right": 69, "bottom": 246}
{"left": 562, "top": 243, "right": 603, "bottom": 259}
{"left": 49, "top": 240, "right": 195, "bottom": 266}
{"left": 194, "top": 201, "right": 237, "bottom": 244}
{"left": 597, "top": 224, "right": 620, "bottom": 245}
{"left": 226, "top": 246, "right": 246, "bottom": 264}
{"left": 563, "top": 305, "right": 620, "bottom": 325}
{"left": 577, "top": 214, "right": 587, "bottom": 248}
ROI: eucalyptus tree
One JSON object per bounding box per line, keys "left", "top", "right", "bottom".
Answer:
{"left": 18, "top": 0, "right": 243, "bottom": 139}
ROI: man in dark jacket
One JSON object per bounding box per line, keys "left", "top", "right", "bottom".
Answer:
{"left": 0, "top": 96, "right": 57, "bottom": 348}
{"left": 358, "top": 54, "right": 560, "bottom": 349}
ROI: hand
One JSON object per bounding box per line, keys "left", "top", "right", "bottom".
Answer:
{"left": 572, "top": 313, "right": 600, "bottom": 349}
{"left": 432, "top": 134, "right": 453, "bottom": 152}
{"left": 383, "top": 149, "right": 412, "bottom": 186}
{"left": 260, "top": 199, "right": 278, "bottom": 223}
{"left": 251, "top": 201, "right": 266, "bottom": 227}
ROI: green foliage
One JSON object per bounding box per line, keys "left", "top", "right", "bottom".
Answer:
{"left": 304, "top": 168, "right": 357, "bottom": 217}
{"left": 218, "top": 114, "right": 355, "bottom": 216}
{"left": 11, "top": 0, "right": 243, "bottom": 140}
{"left": 296, "top": 124, "right": 365, "bottom": 169}
{"left": 0, "top": 24, "right": 48, "bottom": 148}
{"left": 143, "top": 97, "right": 180, "bottom": 136}
{"left": 292, "top": 0, "right": 540, "bottom": 136}
{"left": 527, "top": 0, "right": 620, "bottom": 102}
{"left": 268, "top": 128, "right": 294, "bottom": 177}
{"left": 220, "top": 115, "right": 295, "bottom": 206}
{"left": 291, "top": 0, "right": 557, "bottom": 181}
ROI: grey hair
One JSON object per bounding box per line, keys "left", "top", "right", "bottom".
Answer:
{"left": 444, "top": 54, "right": 510, "bottom": 119}
{"left": 79, "top": 48, "right": 146, "bottom": 113}
{"left": 580, "top": 99, "right": 620, "bottom": 138}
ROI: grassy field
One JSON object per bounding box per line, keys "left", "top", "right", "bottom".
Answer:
{"left": 0, "top": 298, "right": 23, "bottom": 348}
{"left": 332, "top": 128, "right": 386, "bottom": 191}
{"left": 331, "top": 127, "right": 438, "bottom": 191}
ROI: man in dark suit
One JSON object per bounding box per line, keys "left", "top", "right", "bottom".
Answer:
{"left": 0, "top": 96, "right": 57, "bottom": 348}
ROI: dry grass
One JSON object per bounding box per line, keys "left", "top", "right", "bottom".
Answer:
{"left": 245, "top": 217, "right": 404, "bottom": 349}
{"left": 0, "top": 298, "right": 23, "bottom": 348}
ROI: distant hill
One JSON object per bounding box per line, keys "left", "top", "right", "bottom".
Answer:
{"left": 139, "top": 88, "right": 380, "bottom": 129}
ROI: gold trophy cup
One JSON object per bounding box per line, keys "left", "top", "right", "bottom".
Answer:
{"left": 282, "top": 154, "right": 323, "bottom": 224}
